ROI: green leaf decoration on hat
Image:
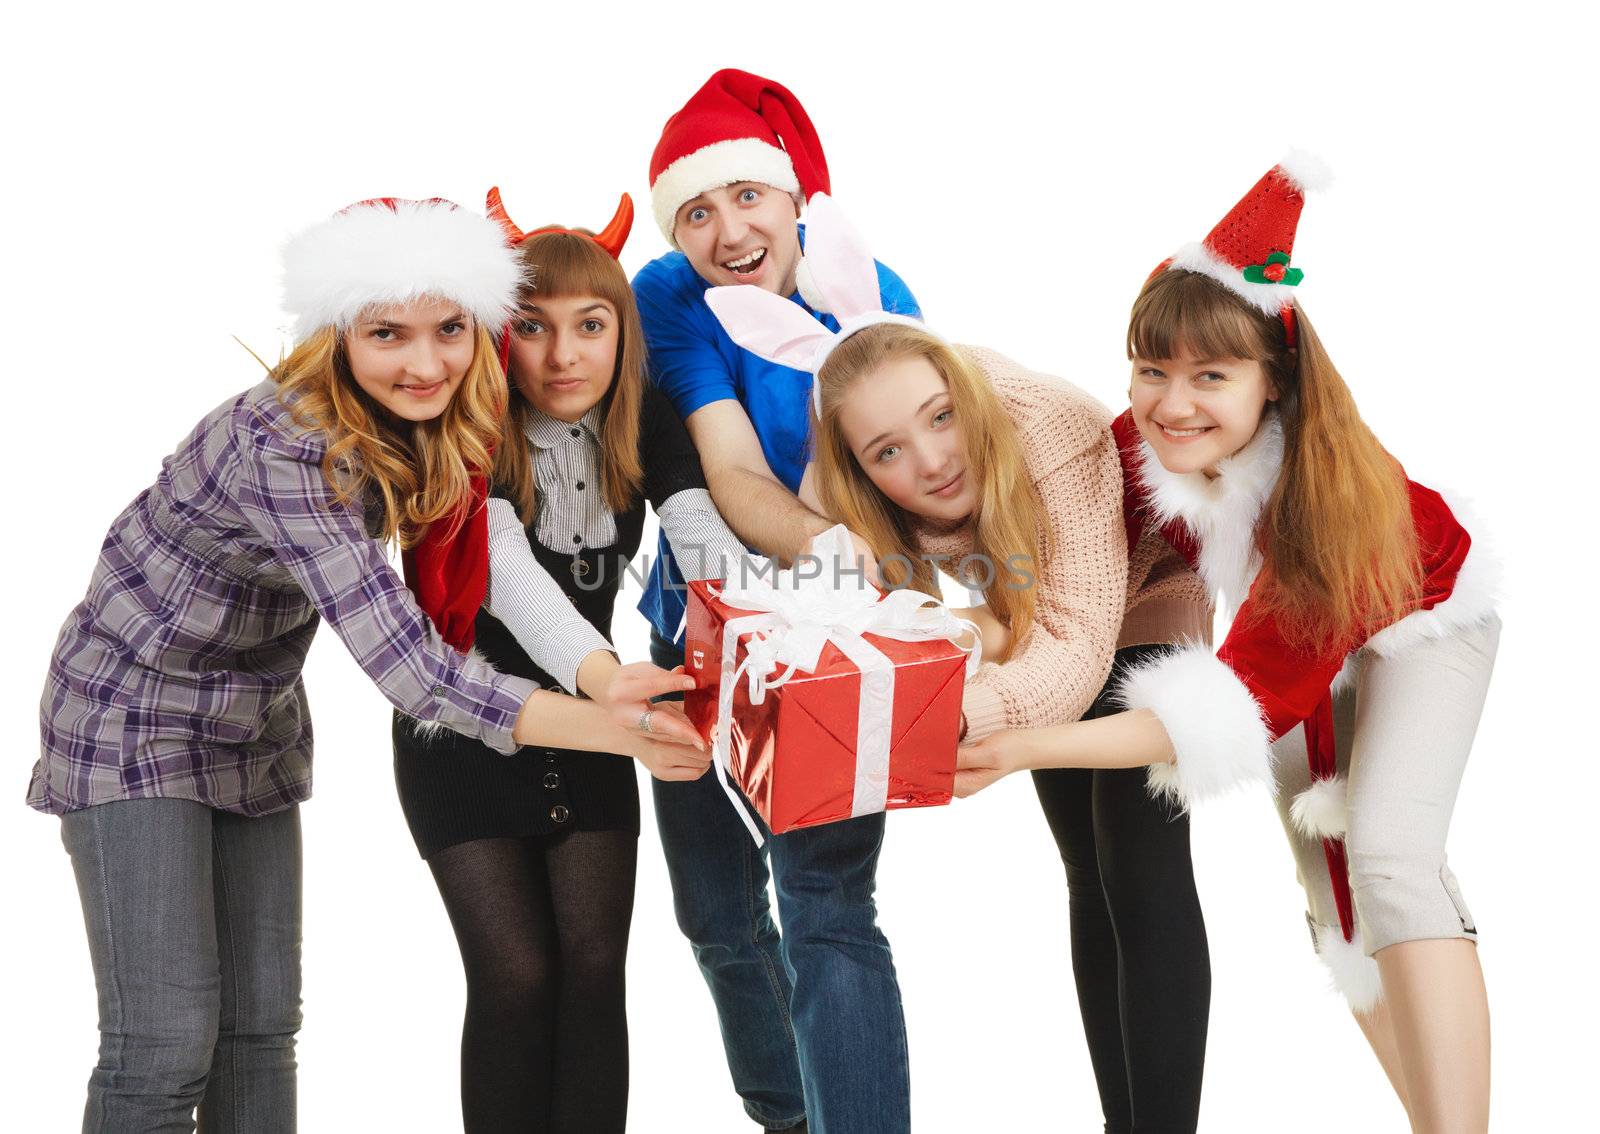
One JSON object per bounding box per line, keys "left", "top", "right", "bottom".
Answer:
{"left": 1241, "top": 251, "right": 1303, "bottom": 286}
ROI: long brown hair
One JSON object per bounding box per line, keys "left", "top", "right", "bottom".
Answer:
{"left": 813, "top": 323, "right": 1041, "bottom": 657}
{"left": 272, "top": 318, "right": 506, "bottom": 549}
{"left": 1128, "top": 269, "right": 1422, "bottom": 647}
{"left": 495, "top": 229, "right": 645, "bottom": 521}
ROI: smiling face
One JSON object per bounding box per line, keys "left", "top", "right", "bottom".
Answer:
{"left": 343, "top": 296, "right": 475, "bottom": 422}
{"left": 674, "top": 182, "right": 802, "bottom": 295}
{"left": 1129, "top": 352, "right": 1277, "bottom": 476}
{"left": 835, "top": 352, "right": 978, "bottom": 524}
{"left": 505, "top": 294, "right": 619, "bottom": 424}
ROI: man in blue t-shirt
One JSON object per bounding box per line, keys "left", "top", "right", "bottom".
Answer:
{"left": 637, "top": 70, "right": 920, "bottom": 1134}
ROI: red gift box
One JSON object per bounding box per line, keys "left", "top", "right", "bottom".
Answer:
{"left": 683, "top": 578, "right": 970, "bottom": 836}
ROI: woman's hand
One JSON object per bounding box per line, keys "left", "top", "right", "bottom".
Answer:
{"left": 588, "top": 659, "right": 713, "bottom": 781}
{"left": 625, "top": 709, "right": 713, "bottom": 781}
{"left": 576, "top": 649, "right": 700, "bottom": 748}
{"left": 512, "top": 678, "right": 700, "bottom": 764}
{"left": 954, "top": 713, "right": 1175, "bottom": 797}
{"left": 954, "top": 730, "right": 1029, "bottom": 798}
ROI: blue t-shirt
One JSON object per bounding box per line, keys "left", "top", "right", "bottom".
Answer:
{"left": 633, "top": 225, "right": 921, "bottom": 643}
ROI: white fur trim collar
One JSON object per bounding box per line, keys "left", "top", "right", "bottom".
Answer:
{"left": 1137, "top": 412, "right": 1283, "bottom": 611}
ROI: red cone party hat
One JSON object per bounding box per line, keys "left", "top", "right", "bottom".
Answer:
{"left": 1160, "top": 151, "right": 1331, "bottom": 345}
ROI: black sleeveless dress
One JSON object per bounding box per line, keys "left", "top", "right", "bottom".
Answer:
{"left": 392, "top": 389, "right": 708, "bottom": 859}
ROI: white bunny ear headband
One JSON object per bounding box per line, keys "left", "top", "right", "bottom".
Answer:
{"left": 703, "top": 193, "right": 932, "bottom": 412}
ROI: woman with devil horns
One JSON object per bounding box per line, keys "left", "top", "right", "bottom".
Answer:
{"left": 391, "top": 188, "right": 748, "bottom": 1133}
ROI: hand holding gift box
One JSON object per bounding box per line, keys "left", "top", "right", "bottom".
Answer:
{"left": 684, "top": 526, "right": 981, "bottom": 841}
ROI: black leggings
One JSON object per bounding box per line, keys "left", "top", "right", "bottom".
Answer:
{"left": 425, "top": 830, "right": 637, "bottom": 1134}
{"left": 1032, "top": 647, "right": 1211, "bottom": 1133}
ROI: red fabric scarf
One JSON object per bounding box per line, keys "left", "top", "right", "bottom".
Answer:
{"left": 402, "top": 474, "right": 490, "bottom": 653}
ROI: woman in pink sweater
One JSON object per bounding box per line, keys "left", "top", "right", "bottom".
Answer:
{"left": 705, "top": 194, "right": 1215, "bottom": 1133}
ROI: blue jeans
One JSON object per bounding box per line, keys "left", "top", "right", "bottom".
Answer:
{"left": 60, "top": 798, "right": 303, "bottom": 1133}
{"left": 651, "top": 631, "right": 910, "bottom": 1133}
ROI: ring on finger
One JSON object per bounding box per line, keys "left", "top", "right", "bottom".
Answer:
{"left": 637, "top": 709, "right": 654, "bottom": 734}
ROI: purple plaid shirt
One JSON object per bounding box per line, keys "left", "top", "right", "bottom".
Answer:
{"left": 30, "top": 379, "right": 536, "bottom": 817}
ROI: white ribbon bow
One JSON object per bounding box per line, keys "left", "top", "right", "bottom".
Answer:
{"left": 706, "top": 525, "right": 982, "bottom": 844}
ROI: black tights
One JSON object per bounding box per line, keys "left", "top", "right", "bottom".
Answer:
{"left": 1031, "top": 649, "right": 1211, "bottom": 1133}
{"left": 426, "top": 830, "right": 637, "bottom": 1134}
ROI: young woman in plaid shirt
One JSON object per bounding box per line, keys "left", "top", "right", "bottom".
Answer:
{"left": 30, "top": 197, "right": 707, "bottom": 1131}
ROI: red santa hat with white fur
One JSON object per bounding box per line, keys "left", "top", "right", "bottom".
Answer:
{"left": 280, "top": 196, "right": 523, "bottom": 343}
{"left": 648, "top": 68, "right": 831, "bottom": 249}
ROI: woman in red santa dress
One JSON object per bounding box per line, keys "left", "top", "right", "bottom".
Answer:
{"left": 955, "top": 157, "right": 1499, "bottom": 1132}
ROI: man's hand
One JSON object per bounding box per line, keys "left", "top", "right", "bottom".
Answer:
{"left": 687, "top": 400, "right": 837, "bottom": 565}
{"left": 808, "top": 527, "right": 882, "bottom": 590}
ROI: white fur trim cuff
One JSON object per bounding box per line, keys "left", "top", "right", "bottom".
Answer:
{"left": 1314, "top": 924, "right": 1383, "bottom": 1013}
{"left": 1290, "top": 774, "right": 1349, "bottom": 839}
{"left": 651, "top": 137, "right": 800, "bottom": 246}
{"left": 1112, "top": 643, "right": 1273, "bottom": 809}
{"left": 1168, "top": 240, "right": 1300, "bottom": 317}
{"left": 281, "top": 200, "right": 523, "bottom": 342}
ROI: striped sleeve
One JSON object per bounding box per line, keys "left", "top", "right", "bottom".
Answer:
{"left": 484, "top": 497, "right": 614, "bottom": 695}
{"left": 657, "top": 488, "right": 750, "bottom": 581}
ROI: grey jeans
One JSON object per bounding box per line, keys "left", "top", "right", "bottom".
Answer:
{"left": 61, "top": 798, "right": 303, "bottom": 1133}
{"left": 1271, "top": 615, "right": 1499, "bottom": 955}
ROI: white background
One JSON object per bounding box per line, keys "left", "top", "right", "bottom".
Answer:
{"left": 3, "top": 2, "right": 1595, "bottom": 1130}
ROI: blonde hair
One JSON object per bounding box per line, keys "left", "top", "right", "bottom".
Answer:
{"left": 813, "top": 324, "right": 1041, "bottom": 657}
{"left": 1128, "top": 269, "right": 1423, "bottom": 646}
{"left": 272, "top": 318, "right": 506, "bottom": 549}
{"left": 495, "top": 230, "right": 645, "bottom": 522}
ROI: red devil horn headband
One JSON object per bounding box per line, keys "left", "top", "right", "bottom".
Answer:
{"left": 483, "top": 188, "right": 633, "bottom": 261}
{"left": 586, "top": 194, "right": 634, "bottom": 260}
{"left": 485, "top": 186, "right": 526, "bottom": 245}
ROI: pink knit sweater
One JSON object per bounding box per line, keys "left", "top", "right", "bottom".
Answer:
{"left": 911, "top": 346, "right": 1210, "bottom": 740}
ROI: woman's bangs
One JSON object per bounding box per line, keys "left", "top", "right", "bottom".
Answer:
{"left": 1128, "top": 271, "right": 1269, "bottom": 363}
{"left": 517, "top": 231, "right": 630, "bottom": 311}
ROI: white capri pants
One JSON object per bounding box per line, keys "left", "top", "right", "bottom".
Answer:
{"left": 1269, "top": 614, "right": 1499, "bottom": 957}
